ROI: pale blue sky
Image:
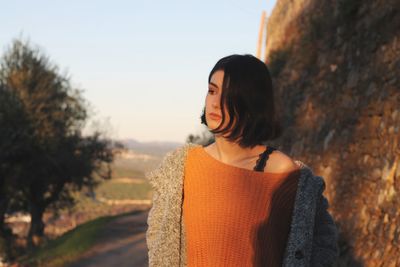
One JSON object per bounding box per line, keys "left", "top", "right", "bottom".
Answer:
{"left": 1, "top": 0, "right": 277, "bottom": 143}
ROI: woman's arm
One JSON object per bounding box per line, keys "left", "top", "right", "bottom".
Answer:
{"left": 310, "top": 186, "right": 339, "bottom": 267}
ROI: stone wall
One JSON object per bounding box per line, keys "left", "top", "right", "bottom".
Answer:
{"left": 265, "top": 0, "right": 400, "bottom": 266}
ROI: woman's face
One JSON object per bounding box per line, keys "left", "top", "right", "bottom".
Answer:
{"left": 205, "top": 70, "right": 232, "bottom": 132}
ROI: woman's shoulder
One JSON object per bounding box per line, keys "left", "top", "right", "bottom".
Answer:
{"left": 166, "top": 142, "right": 200, "bottom": 161}
{"left": 158, "top": 142, "right": 199, "bottom": 163}
{"left": 273, "top": 151, "right": 326, "bottom": 191}
{"left": 145, "top": 142, "right": 200, "bottom": 185}
{"left": 289, "top": 157, "right": 326, "bottom": 193}
{"left": 269, "top": 149, "right": 301, "bottom": 173}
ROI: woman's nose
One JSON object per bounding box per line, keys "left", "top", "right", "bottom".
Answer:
{"left": 212, "top": 97, "right": 220, "bottom": 108}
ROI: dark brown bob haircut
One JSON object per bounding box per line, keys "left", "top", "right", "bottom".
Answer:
{"left": 200, "top": 54, "right": 282, "bottom": 148}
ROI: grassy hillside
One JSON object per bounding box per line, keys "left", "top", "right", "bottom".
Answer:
{"left": 18, "top": 214, "right": 114, "bottom": 267}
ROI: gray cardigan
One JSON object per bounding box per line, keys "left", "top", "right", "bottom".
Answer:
{"left": 145, "top": 143, "right": 339, "bottom": 266}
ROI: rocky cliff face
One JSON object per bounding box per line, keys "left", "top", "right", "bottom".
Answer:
{"left": 265, "top": 0, "right": 400, "bottom": 266}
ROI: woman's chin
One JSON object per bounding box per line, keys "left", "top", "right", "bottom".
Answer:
{"left": 207, "top": 123, "right": 221, "bottom": 131}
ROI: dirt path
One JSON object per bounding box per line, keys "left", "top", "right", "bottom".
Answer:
{"left": 67, "top": 210, "right": 149, "bottom": 267}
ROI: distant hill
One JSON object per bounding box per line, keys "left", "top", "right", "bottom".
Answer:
{"left": 118, "top": 139, "right": 183, "bottom": 157}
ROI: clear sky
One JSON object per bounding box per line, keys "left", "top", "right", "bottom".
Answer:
{"left": 0, "top": 0, "right": 277, "bottom": 143}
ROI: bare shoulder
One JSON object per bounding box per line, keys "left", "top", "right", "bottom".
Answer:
{"left": 268, "top": 149, "right": 300, "bottom": 173}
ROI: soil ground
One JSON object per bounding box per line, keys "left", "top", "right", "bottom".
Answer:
{"left": 67, "top": 210, "right": 149, "bottom": 267}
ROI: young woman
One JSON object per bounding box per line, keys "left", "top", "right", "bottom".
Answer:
{"left": 146, "top": 54, "right": 339, "bottom": 267}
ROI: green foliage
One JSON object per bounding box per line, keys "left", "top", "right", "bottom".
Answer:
{"left": 0, "top": 37, "right": 115, "bottom": 250}
{"left": 0, "top": 40, "right": 87, "bottom": 139}
{"left": 0, "top": 84, "right": 33, "bottom": 188}
{"left": 268, "top": 48, "right": 291, "bottom": 77}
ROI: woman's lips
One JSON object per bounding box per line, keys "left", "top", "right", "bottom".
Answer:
{"left": 209, "top": 113, "right": 221, "bottom": 120}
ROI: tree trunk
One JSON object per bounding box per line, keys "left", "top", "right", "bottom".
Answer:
{"left": 27, "top": 202, "right": 45, "bottom": 249}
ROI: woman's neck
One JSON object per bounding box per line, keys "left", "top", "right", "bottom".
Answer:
{"left": 208, "top": 135, "right": 266, "bottom": 164}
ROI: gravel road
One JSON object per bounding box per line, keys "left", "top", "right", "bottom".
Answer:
{"left": 67, "top": 210, "right": 149, "bottom": 267}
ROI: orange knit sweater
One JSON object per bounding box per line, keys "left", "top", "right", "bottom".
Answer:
{"left": 182, "top": 146, "right": 301, "bottom": 267}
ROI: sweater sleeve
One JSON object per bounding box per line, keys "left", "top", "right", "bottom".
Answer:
{"left": 310, "top": 181, "right": 339, "bottom": 267}
{"left": 145, "top": 150, "right": 173, "bottom": 267}
{"left": 145, "top": 145, "right": 187, "bottom": 266}
{"left": 145, "top": 163, "right": 164, "bottom": 267}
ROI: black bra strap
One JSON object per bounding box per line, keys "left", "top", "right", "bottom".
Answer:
{"left": 253, "top": 146, "right": 276, "bottom": 172}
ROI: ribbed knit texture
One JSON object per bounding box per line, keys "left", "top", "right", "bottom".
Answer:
{"left": 182, "top": 146, "right": 301, "bottom": 267}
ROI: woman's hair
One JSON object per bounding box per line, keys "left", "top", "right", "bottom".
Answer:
{"left": 200, "top": 54, "right": 282, "bottom": 148}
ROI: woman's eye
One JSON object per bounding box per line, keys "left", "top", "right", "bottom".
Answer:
{"left": 208, "top": 89, "right": 215, "bottom": 94}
